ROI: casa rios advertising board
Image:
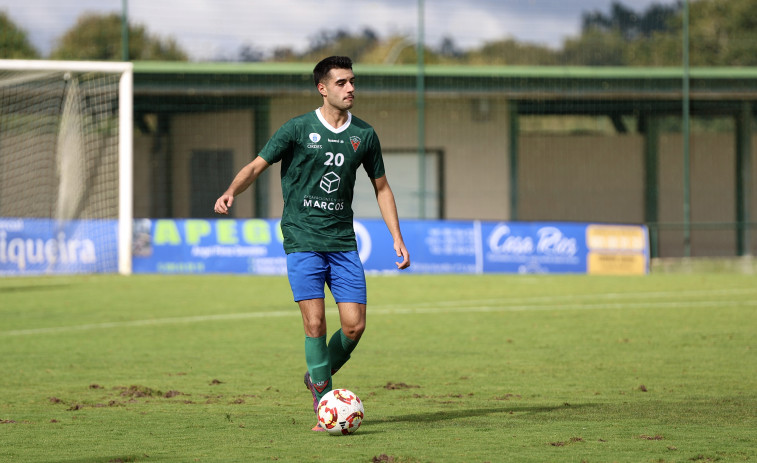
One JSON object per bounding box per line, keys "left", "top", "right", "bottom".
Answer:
{"left": 0, "top": 218, "right": 648, "bottom": 276}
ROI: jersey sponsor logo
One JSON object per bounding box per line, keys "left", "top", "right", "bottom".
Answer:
{"left": 350, "top": 136, "right": 361, "bottom": 152}
{"left": 320, "top": 172, "right": 341, "bottom": 194}
{"left": 303, "top": 194, "right": 345, "bottom": 211}
{"left": 328, "top": 138, "right": 343, "bottom": 144}
{"left": 308, "top": 133, "right": 323, "bottom": 149}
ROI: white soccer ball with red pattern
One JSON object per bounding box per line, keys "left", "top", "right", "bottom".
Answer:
{"left": 316, "top": 388, "right": 364, "bottom": 435}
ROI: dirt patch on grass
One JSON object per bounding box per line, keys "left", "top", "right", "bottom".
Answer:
{"left": 48, "top": 384, "right": 190, "bottom": 411}
{"left": 117, "top": 385, "right": 164, "bottom": 398}
{"left": 550, "top": 437, "right": 584, "bottom": 447}
{"left": 384, "top": 382, "right": 419, "bottom": 390}
{"left": 494, "top": 393, "right": 522, "bottom": 401}
{"left": 48, "top": 383, "right": 261, "bottom": 411}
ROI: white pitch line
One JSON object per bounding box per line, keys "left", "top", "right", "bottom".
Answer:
{"left": 393, "top": 287, "right": 757, "bottom": 309}
{"left": 3, "top": 290, "right": 756, "bottom": 337}
{"left": 372, "top": 298, "right": 757, "bottom": 315}
{"left": 1, "top": 310, "right": 298, "bottom": 337}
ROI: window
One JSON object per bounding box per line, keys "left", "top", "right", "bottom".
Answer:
{"left": 191, "top": 150, "right": 233, "bottom": 218}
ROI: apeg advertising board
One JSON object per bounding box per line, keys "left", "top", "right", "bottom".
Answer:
{"left": 0, "top": 218, "right": 648, "bottom": 275}
{"left": 130, "top": 218, "right": 649, "bottom": 275}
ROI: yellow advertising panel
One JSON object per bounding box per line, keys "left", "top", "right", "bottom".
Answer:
{"left": 586, "top": 225, "right": 646, "bottom": 252}
{"left": 587, "top": 252, "right": 647, "bottom": 275}
{"left": 586, "top": 225, "right": 648, "bottom": 275}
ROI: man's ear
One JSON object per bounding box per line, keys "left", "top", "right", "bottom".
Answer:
{"left": 317, "top": 82, "right": 327, "bottom": 98}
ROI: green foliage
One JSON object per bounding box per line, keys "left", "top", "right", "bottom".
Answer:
{"left": 581, "top": 1, "right": 681, "bottom": 40}
{"left": 560, "top": 1, "right": 682, "bottom": 66}
{"left": 0, "top": 273, "right": 755, "bottom": 462}
{"left": 0, "top": 11, "right": 40, "bottom": 59}
{"left": 466, "top": 39, "right": 559, "bottom": 66}
{"left": 49, "top": 13, "right": 187, "bottom": 61}
{"left": 279, "top": 0, "right": 757, "bottom": 67}
{"left": 560, "top": 30, "right": 628, "bottom": 66}
{"left": 687, "top": 0, "right": 757, "bottom": 65}
{"left": 8, "top": 0, "right": 757, "bottom": 66}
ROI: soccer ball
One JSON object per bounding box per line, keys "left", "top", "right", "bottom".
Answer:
{"left": 316, "top": 388, "right": 364, "bottom": 435}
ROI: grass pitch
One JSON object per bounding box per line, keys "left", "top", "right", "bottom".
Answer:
{"left": 1, "top": 272, "right": 755, "bottom": 462}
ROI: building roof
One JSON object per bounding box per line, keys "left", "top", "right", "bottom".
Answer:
{"left": 132, "top": 61, "right": 757, "bottom": 115}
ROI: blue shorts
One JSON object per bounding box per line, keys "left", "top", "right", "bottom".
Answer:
{"left": 286, "top": 251, "right": 367, "bottom": 304}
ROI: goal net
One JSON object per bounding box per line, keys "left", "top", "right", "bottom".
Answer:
{"left": 0, "top": 60, "right": 133, "bottom": 275}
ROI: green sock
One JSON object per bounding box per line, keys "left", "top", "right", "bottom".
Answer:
{"left": 328, "top": 329, "right": 359, "bottom": 375}
{"left": 304, "top": 335, "right": 331, "bottom": 401}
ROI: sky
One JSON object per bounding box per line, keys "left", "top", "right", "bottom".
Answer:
{"left": 1, "top": 0, "right": 678, "bottom": 61}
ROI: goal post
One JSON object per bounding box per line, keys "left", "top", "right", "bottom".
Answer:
{"left": 0, "top": 60, "right": 133, "bottom": 275}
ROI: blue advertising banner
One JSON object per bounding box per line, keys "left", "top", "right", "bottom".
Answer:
{"left": 480, "top": 222, "right": 588, "bottom": 274}
{"left": 132, "top": 218, "right": 287, "bottom": 274}
{"left": 0, "top": 218, "right": 648, "bottom": 276}
{"left": 131, "top": 218, "right": 648, "bottom": 275}
{"left": 0, "top": 218, "right": 118, "bottom": 275}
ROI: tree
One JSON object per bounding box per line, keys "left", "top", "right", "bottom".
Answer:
{"left": 238, "top": 44, "right": 264, "bottom": 62}
{"left": 568, "top": 1, "right": 681, "bottom": 65}
{"left": 466, "top": 39, "right": 558, "bottom": 66}
{"left": 299, "top": 27, "right": 380, "bottom": 63}
{"left": 50, "top": 13, "right": 187, "bottom": 61}
{"left": 686, "top": 0, "right": 757, "bottom": 66}
{"left": 0, "top": 11, "right": 40, "bottom": 59}
{"left": 437, "top": 36, "right": 463, "bottom": 61}
{"left": 614, "top": 0, "right": 757, "bottom": 66}
{"left": 560, "top": 29, "right": 628, "bottom": 66}
{"left": 581, "top": 1, "right": 681, "bottom": 40}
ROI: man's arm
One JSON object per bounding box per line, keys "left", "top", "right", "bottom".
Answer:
{"left": 214, "top": 156, "right": 270, "bottom": 215}
{"left": 371, "top": 175, "right": 410, "bottom": 269}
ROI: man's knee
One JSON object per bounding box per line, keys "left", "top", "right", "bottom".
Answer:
{"left": 299, "top": 299, "right": 327, "bottom": 337}
{"left": 342, "top": 319, "right": 365, "bottom": 341}
{"left": 303, "top": 317, "right": 327, "bottom": 337}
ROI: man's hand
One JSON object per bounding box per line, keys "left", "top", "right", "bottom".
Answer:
{"left": 214, "top": 194, "right": 234, "bottom": 215}
{"left": 394, "top": 241, "right": 410, "bottom": 270}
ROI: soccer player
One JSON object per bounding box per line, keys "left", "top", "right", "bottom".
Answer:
{"left": 214, "top": 56, "right": 411, "bottom": 431}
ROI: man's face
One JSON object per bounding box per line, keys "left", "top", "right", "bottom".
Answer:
{"left": 320, "top": 68, "right": 355, "bottom": 111}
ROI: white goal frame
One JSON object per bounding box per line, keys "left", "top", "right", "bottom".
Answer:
{"left": 0, "top": 60, "right": 134, "bottom": 275}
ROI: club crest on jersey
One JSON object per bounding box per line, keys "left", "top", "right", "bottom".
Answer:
{"left": 309, "top": 133, "right": 321, "bottom": 143}
{"left": 350, "top": 136, "right": 361, "bottom": 152}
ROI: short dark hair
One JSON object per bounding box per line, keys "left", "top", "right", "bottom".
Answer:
{"left": 313, "top": 56, "right": 353, "bottom": 87}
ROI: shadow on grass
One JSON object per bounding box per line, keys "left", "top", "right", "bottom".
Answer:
{"left": 369, "top": 402, "right": 595, "bottom": 425}
{"left": 0, "top": 283, "right": 74, "bottom": 293}
{"left": 44, "top": 457, "right": 147, "bottom": 463}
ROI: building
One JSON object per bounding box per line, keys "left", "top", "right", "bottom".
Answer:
{"left": 60, "top": 62, "right": 757, "bottom": 258}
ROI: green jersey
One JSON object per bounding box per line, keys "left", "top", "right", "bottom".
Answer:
{"left": 258, "top": 109, "right": 386, "bottom": 253}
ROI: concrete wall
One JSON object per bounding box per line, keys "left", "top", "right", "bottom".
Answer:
{"left": 519, "top": 134, "right": 645, "bottom": 224}
{"left": 519, "top": 132, "right": 756, "bottom": 256}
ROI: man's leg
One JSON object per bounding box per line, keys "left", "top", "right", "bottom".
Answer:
{"left": 329, "top": 302, "right": 365, "bottom": 374}
{"left": 300, "top": 298, "right": 332, "bottom": 408}
{"left": 325, "top": 251, "right": 367, "bottom": 376}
